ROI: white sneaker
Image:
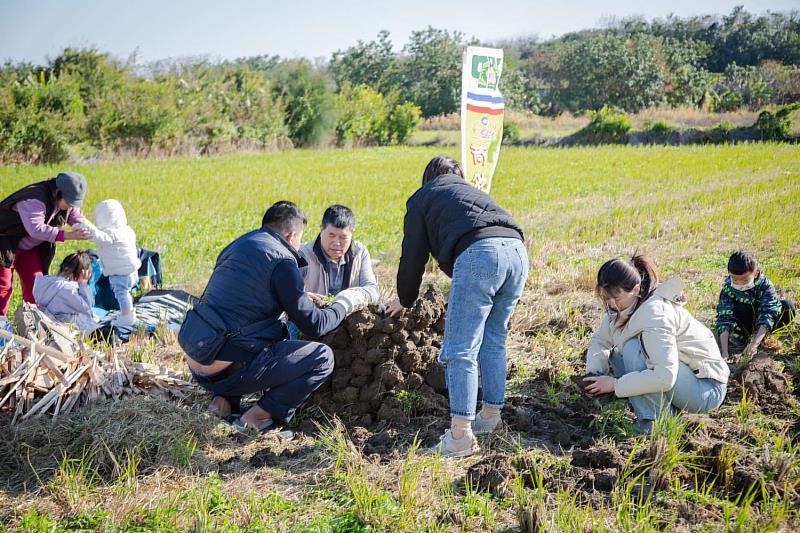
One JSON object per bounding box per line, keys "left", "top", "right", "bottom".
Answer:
{"left": 472, "top": 413, "right": 502, "bottom": 434}
{"left": 429, "top": 429, "right": 480, "bottom": 458}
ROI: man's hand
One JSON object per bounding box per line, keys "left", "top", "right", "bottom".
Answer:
{"left": 307, "top": 292, "right": 327, "bottom": 307}
{"left": 384, "top": 297, "right": 405, "bottom": 317}
{"left": 64, "top": 228, "right": 91, "bottom": 240}
{"left": 583, "top": 375, "right": 615, "bottom": 396}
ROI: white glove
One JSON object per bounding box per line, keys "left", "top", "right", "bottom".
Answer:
{"left": 331, "top": 288, "right": 369, "bottom": 317}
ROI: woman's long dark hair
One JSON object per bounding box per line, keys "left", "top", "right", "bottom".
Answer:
{"left": 422, "top": 156, "right": 464, "bottom": 185}
{"left": 596, "top": 255, "right": 659, "bottom": 317}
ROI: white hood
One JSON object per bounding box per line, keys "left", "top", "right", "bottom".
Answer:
{"left": 93, "top": 199, "right": 128, "bottom": 230}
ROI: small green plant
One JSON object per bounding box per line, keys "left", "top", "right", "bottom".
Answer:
{"left": 612, "top": 455, "right": 660, "bottom": 531}
{"left": 649, "top": 411, "right": 698, "bottom": 490}
{"left": 714, "top": 119, "right": 735, "bottom": 133}
{"left": 170, "top": 432, "right": 198, "bottom": 467}
{"left": 581, "top": 105, "right": 632, "bottom": 144}
{"left": 735, "top": 388, "right": 752, "bottom": 429}
{"left": 589, "top": 399, "right": 635, "bottom": 440}
{"left": 395, "top": 389, "right": 422, "bottom": 415}
{"left": 104, "top": 443, "right": 141, "bottom": 494}
{"left": 398, "top": 436, "right": 424, "bottom": 510}
{"left": 645, "top": 119, "right": 673, "bottom": 134}
{"left": 503, "top": 121, "right": 521, "bottom": 143}
{"left": 512, "top": 473, "right": 547, "bottom": 533}
{"left": 187, "top": 472, "right": 233, "bottom": 531}
{"left": 315, "top": 417, "right": 358, "bottom": 472}
{"left": 47, "top": 450, "right": 100, "bottom": 508}
{"left": 345, "top": 464, "right": 402, "bottom": 530}
{"left": 462, "top": 476, "right": 497, "bottom": 529}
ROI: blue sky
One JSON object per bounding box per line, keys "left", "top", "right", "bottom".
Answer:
{"left": 1, "top": 0, "right": 797, "bottom": 64}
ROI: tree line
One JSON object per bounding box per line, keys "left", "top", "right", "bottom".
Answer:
{"left": 1, "top": 6, "right": 798, "bottom": 163}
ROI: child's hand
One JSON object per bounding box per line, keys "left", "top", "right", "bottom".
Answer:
{"left": 743, "top": 342, "right": 759, "bottom": 358}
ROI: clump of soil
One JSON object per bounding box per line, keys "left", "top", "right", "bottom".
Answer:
{"left": 308, "top": 285, "right": 449, "bottom": 431}
{"left": 727, "top": 355, "right": 793, "bottom": 412}
{"left": 465, "top": 453, "right": 516, "bottom": 497}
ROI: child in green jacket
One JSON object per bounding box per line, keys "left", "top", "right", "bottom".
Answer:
{"left": 716, "top": 251, "right": 795, "bottom": 359}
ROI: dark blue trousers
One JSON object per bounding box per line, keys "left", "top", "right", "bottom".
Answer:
{"left": 193, "top": 339, "right": 333, "bottom": 422}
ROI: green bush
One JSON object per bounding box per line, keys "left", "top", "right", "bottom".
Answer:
{"left": 646, "top": 119, "right": 673, "bottom": 134}
{"left": 713, "top": 119, "right": 735, "bottom": 133}
{"left": 270, "top": 60, "right": 337, "bottom": 147}
{"left": 580, "top": 105, "right": 632, "bottom": 144}
{"left": 385, "top": 101, "right": 422, "bottom": 144}
{"left": 87, "top": 79, "right": 180, "bottom": 153}
{"left": 335, "top": 84, "right": 421, "bottom": 146}
{"left": 502, "top": 121, "right": 521, "bottom": 143}
{"left": 0, "top": 74, "right": 84, "bottom": 163}
{"left": 753, "top": 103, "right": 800, "bottom": 141}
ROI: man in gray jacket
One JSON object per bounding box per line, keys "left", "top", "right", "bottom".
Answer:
{"left": 298, "top": 205, "right": 379, "bottom": 311}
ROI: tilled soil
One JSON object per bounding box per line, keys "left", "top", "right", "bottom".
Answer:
{"left": 726, "top": 354, "right": 793, "bottom": 413}
{"left": 302, "top": 285, "right": 451, "bottom": 451}
{"left": 282, "top": 293, "right": 800, "bottom": 524}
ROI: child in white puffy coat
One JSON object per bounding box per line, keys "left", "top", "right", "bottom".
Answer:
{"left": 76, "top": 199, "right": 141, "bottom": 327}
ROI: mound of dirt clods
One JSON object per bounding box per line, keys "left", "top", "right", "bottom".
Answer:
{"left": 308, "top": 285, "right": 450, "bottom": 429}
{"left": 727, "top": 354, "right": 793, "bottom": 413}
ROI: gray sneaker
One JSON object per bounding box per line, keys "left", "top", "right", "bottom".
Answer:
{"left": 429, "top": 429, "right": 480, "bottom": 458}
{"left": 471, "top": 414, "right": 502, "bottom": 434}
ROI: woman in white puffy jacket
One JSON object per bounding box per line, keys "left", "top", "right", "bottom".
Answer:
{"left": 78, "top": 199, "right": 141, "bottom": 327}
{"left": 582, "top": 256, "right": 729, "bottom": 434}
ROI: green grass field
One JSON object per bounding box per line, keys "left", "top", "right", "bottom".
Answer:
{"left": 1, "top": 143, "right": 800, "bottom": 531}
{"left": 2, "top": 143, "right": 797, "bottom": 297}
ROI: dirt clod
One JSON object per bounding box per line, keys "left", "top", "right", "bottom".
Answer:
{"left": 465, "top": 453, "right": 516, "bottom": 497}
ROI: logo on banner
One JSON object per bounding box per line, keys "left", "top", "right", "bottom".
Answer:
{"left": 471, "top": 56, "right": 502, "bottom": 90}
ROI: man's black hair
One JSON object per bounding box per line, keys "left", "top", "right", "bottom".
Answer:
{"left": 261, "top": 201, "right": 307, "bottom": 235}
{"left": 321, "top": 204, "right": 355, "bottom": 230}
{"left": 728, "top": 250, "right": 759, "bottom": 275}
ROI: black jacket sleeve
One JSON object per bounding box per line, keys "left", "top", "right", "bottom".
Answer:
{"left": 272, "top": 260, "right": 345, "bottom": 337}
{"left": 396, "top": 200, "right": 431, "bottom": 308}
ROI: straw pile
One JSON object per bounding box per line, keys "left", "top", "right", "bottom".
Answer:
{"left": 0, "top": 304, "right": 197, "bottom": 424}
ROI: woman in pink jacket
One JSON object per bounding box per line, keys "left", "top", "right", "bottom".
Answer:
{"left": 0, "top": 172, "right": 91, "bottom": 316}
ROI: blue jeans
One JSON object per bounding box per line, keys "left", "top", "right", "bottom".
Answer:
{"left": 610, "top": 337, "right": 727, "bottom": 421}
{"left": 108, "top": 272, "right": 138, "bottom": 311}
{"left": 439, "top": 237, "right": 529, "bottom": 419}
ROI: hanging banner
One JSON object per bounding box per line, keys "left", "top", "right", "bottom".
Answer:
{"left": 461, "top": 46, "right": 504, "bottom": 193}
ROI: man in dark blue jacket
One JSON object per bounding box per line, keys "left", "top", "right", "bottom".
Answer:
{"left": 180, "top": 201, "right": 360, "bottom": 433}
{"left": 385, "top": 156, "right": 528, "bottom": 458}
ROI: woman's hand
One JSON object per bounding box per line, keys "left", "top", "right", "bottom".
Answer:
{"left": 583, "top": 375, "right": 616, "bottom": 396}
{"left": 384, "top": 297, "right": 405, "bottom": 317}
{"left": 65, "top": 228, "right": 91, "bottom": 240}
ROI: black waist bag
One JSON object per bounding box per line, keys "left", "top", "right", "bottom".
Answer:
{"left": 179, "top": 304, "right": 288, "bottom": 365}
{"left": 178, "top": 305, "right": 230, "bottom": 365}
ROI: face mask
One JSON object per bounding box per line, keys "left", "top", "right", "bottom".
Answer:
{"left": 731, "top": 280, "right": 755, "bottom": 291}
